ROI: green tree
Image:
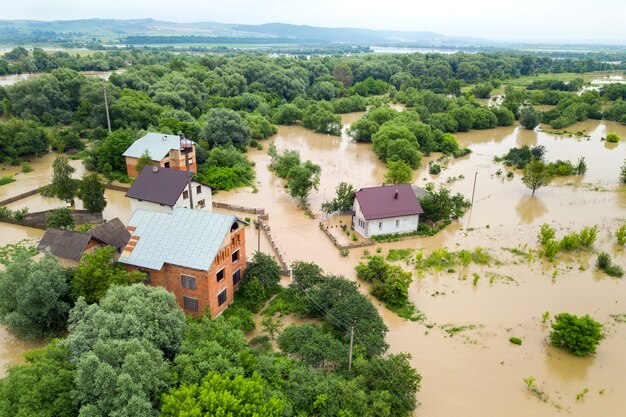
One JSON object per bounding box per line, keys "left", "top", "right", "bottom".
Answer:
{"left": 65, "top": 284, "right": 186, "bottom": 360}
{"left": 321, "top": 182, "right": 356, "bottom": 213}
{"left": 620, "top": 159, "right": 626, "bottom": 184}
{"left": 71, "top": 246, "right": 145, "bottom": 304}
{"left": 51, "top": 155, "right": 76, "bottom": 203}
{"left": 522, "top": 159, "right": 553, "bottom": 196}
{"left": 0, "top": 341, "right": 77, "bottom": 417}
{"left": 419, "top": 187, "right": 470, "bottom": 223}
{"left": 110, "top": 88, "right": 163, "bottom": 130}
{"left": 261, "top": 315, "right": 283, "bottom": 340}
{"left": 287, "top": 160, "right": 321, "bottom": 204}
{"left": 278, "top": 324, "right": 347, "bottom": 368}
{"left": 520, "top": 107, "right": 541, "bottom": 130}
{"left": 384, "top": 160, "right": 413, "bottom": 184}
{"left": 78, "top": 173, "right": 107, "bottom": 213}
{"left": 244, "top": 251, "right": 282, "bottom": 289}
{"left": 196, "top": 145, "right": 255, "bottom": 191}
{"left": 93, "top": 129, "right": 136, "bottom": 174}
{"left": 550, "top": 313, "right": 603, "bottom": 356}
{"left": 200, "top": 108, "right": 252, "bottom": 151}
{"left": 0, "top": 251, "right": 69, "bottom": 339}
{"left": 74, "top": 338, "right": 170, "bottom": 417}
{"left": 134, "top": 149, "right": 155, "bottom": 175}
{"left": 45, "top": 208, "right": 75, "bottom": 230}
{"left": 161, "top": 373, "right": 284, "bottom": 417}
{"left": 275, "top": 103, "right": 302, "bottom": 125}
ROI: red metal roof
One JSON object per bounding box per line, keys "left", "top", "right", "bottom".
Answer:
{"left": 355, "top": 184, "right": 424, "bottom": 220}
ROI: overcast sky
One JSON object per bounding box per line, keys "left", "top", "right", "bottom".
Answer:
{"left": 1, "top": 0, "right": 625, "bottom": 42}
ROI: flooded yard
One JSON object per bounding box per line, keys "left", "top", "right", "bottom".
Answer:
{"left": 0, "top": 110, "right": 625, "bottom": 415}
{"left": 214, "top": 113, "right": 626, "bottom": 417}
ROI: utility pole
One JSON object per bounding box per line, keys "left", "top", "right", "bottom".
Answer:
{"left": 257, "top": 218, "right": 261, "bottom": 253}
{"left": 466, "top": 171, "right": 478, "bottom": 230}
{"left": 102, "top": 79, "right": 112, "bottom": 133}
{"left": 348, "top": 323, "right": 355, "bottom": 371}
{"left": 180, "top": 132, "right": 194, "bottom": 209}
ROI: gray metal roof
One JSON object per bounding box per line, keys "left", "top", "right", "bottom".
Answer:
{"left": 119, "top": 208, "right": 236, "bottom": 271}
{"left": 122, "top": 132, "right": 186, "bottom": 160}
{"left": 37, "top": 229, "right": 92, "bottom": 261}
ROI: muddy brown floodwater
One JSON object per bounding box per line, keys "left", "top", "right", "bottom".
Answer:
{"left": 0, "top": 112, "right": 625, "bottom": 415}
{"left": 215, "top": 113, "right": 626, "bottom": 417}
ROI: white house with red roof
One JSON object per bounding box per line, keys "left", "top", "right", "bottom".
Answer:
{"left": 352, "top": 184, "right": 424, "bottom": 238}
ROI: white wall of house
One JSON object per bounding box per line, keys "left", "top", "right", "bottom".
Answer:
{"left": 173, "top": 182, "right": 212, "bottom": 211}
{"left": 352, "top": 199, "right": 419, "bottom": 238}
{"left": 129, "top": 182, "right": 212, "bottom": 215}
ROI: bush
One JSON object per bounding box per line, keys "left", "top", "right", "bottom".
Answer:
{"left": 0, "top": 175, "right": 16, "bottom": 186}
{"left": 45, "top": 208, "right": 75, "bottom": 230}
{"left": 509, "top": 337, "right": 522, "bottom": 345}
{"left": 606, "top": 133, "right": 620, "bottom": 143}
{"left": 578, "top": 226, "right": 598, "bottom": 248}
{"left": 20, "top": 162, "right": 33, "bottom": 173}
{"left": 542, "top": 239, "right": 560, "bottom": 261}
{"left": 559, "top": 233, "right": 580, "bottom": 251}
{"left": 550, "top": 313, "right": 603, "bottom": 356}
{"left": 538, "top": 224, "right": 556, "bottom": 245}
{"left": 429, "top": 164, "right": 441, "bottom": 175}
{"left": 596, "top": 252, "right": 624, "bottom": 277}
{"left": 616, "top": 224, "right": 626, "bottom": 246}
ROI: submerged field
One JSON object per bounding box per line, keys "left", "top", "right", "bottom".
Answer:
{"left": 0, "top": 110, "right": 625, "bottom": 415}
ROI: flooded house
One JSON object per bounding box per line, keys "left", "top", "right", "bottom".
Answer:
{"left": 36, "top": 218, "right": 131, "bottom": 265}
{"left": 125, "top": 165, "right": 212, "bottom": 214}
{"left": 118, "top": 208, "right": 246, "bottom": 318}
{"left": 123, "top": 132, "right": 197, "bottom": 178}
{"left": 352, "top": 184, "right": 424, "bottom": 238}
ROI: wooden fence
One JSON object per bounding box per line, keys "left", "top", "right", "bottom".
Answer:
{"left": 213, "top": 201, "right": 266, "bottom": 215}
{"left": 0, "top": 187, "right": 45, "bottom": 206}
{"left": 318, "top": 222, "right": 375, "bottom": 251}
{"left": 258, "top": 220, "right": 290, "bottom": 276}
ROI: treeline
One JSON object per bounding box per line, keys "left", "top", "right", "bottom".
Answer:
{"left": 124, "top": 35, "right": 330, "bottom": 44}
{"left": 0, "top": 48, "right": 623, "bottom": 189}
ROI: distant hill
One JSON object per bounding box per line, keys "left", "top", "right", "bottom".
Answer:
{"left": 0, "top": 18, "right": 485, "bottom": 47}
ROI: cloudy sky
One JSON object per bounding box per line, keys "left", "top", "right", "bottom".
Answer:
{"left": 1, "top": 0, "right": 625, "bottom": 42}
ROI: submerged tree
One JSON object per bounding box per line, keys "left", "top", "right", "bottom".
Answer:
{"left": 51, "top": 155, "right": 76, "bottom": 204}
{"left": 522, "top": 159, "right": 553, "bottom": 196}
{"left": 519, "top": 107, "right": 542, "bottom": 130}
{"left": 287, "top": 160, "right": 321, "bottom": 205}
{"left": 550, "top": 313, "right": 603, "bottom": 356}
{"left": 384, "top": 160, "right": 413, "bottom": 185}
{"left": 321, "top": 182, "right": 356, "bottom": 214}
{"left": 79, "top": 173, "right": 107, "bottom": 213}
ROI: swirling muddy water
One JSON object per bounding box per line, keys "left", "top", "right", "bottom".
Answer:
{"left": 1, "top": 113, "right": 625, "bottom": 415}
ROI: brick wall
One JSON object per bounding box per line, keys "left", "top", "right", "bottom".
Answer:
{"left": 125, "top": 223, "right": 246, "bottom": 317}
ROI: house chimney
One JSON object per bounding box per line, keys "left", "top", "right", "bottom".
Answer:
{"left": 394, "top": 189, "right": 399, "bottom": 199}
{"left": 152, "top": 166, "right": 158, "bottom": 173}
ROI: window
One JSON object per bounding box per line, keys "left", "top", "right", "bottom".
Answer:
{"left": 197, "top": 199, "right": 205, "bottom": 209}
{"left": 183, "top": 190, "right": 189, "bottom": 200}
{"left": 378, "top": 222, "right": 383, "bottom": 230}
{"left": 231, "top": 250, "right": 239, "bottom": 263}
{"left": 183, "top": 296, "right": 198, "bottom": 312}
{"left": 188, "top": 158, "right": 194, "bottom": 165}
{"left": 217, "top": 289, "right": 227, "bottom": 306}
{"left": 395, "top": 220, "right": 400, "bottom": 228}
{"left": 196, "top": 185, "right": 202, "bottom": 194}
{"left": 181, "top": 274, "right": 196, "bottom": 290}
{"left": 233, "top": 269, "right": 241, "bottom": 285}
{"left": 216, "top": 268, "right": 225, "bottom": 282}
{"left": 164, "top": 162, "right": 170, "bottom": 168}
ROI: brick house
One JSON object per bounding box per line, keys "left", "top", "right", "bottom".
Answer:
{"left": 123, "top": 132, "right": 197, "bottom": 178}
{"left": 126, "top": 166, "right": 212, "bottom": 214}
{"left": 118, "top": 208, "right": 246, "bottom": 317}
{"left": 37, "top": 218, "right": 131, "bottom": 265}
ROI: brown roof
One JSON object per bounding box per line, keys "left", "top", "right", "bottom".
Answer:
{"left": 89, "top": 218, "right": 131, "bottom": 249}
{"left": 126, "top": 166, "right": 193, "bottom": 207}
{"left": 355, "top": 184, "right": 424, "bottom": 220}
{"left": 37, "top": 229, "right": 92, "bottom": 261}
